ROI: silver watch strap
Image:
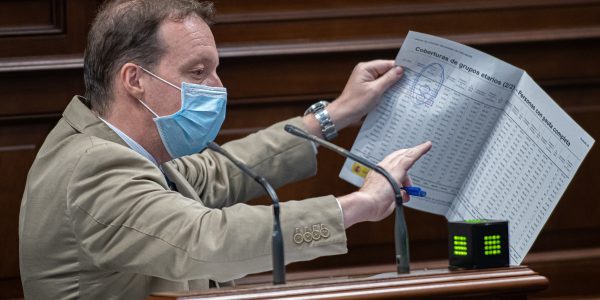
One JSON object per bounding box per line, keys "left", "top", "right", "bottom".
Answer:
{"left": 313, "top": 106, "right": 337, "bottom": 141}
{"left": 304, "top": 100, "right": 338, "bottom": 141}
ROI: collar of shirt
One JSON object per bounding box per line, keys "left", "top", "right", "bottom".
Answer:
{"left": 98, "top": 117, "right": 160, "bottom": 167}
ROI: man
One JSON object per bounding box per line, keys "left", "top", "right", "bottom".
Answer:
{"left": 19, "top": 0, "right": 431, "bottom": 299}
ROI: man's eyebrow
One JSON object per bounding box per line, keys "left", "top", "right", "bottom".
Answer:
{"left": 182, "top": 56, "right": 215, "bottom": 69}
{"left": 181, "top": 57, "right": 204, "bottom": 68}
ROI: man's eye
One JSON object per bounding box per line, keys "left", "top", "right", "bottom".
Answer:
{"left": 192, "top": 69, "right": 204, "bottom": 76}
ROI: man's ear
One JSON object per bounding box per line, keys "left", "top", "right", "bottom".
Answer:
{"left": 119, "top": 63, "right": 144, "bottom": 99}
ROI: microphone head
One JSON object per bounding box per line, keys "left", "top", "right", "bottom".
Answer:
{"left": 284, "top": 124, "right": 297, "bottom": 134}
{"left": 285, "top": 124, "right": 314, "bottom": 139}
{"left": 284, "top": 124, "right": 308, "bottom": 139}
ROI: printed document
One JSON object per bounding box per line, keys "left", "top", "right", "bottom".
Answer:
{"left": 339, "top": 31, "right": 595, "bottom": 265}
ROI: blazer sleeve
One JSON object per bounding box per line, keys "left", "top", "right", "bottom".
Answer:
{"left": 67, "top": 142, "right": 346, "bottom": 282}
{"left": 166, "top": 117, "right": 317, "bottom": 208}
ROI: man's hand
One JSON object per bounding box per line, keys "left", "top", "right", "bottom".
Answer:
{"left": 302, "top": 60, "right": 403, "bottom": 138}
{"left": 338, "top": 141, "right": 432, "bottom": 228}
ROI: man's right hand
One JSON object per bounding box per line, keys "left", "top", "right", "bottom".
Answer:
{"left": 337, "top": 141, "right": 432, "bottom": 228}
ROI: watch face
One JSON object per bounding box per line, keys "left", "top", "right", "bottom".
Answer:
{"left": 317, "top": 100, "right": 329, "bottom": 108}
{"left": 304, "top": 101, "right": 330, "bottom": 116}
{"left": 312, "top": 101, "right": 327, "bottom": 111}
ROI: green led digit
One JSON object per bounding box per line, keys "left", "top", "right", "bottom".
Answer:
{"left": 453, "top": 235, "right": 468, "bottom": 256}
{"left": 483, "top": 235, "right": 502, "bottom": 256}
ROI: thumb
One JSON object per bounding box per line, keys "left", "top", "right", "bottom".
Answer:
{"left": 372, "top": 66, "right": 404, "bottom": 92}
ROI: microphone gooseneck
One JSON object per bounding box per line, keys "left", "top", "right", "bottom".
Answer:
{"left": 284, "top": 124, "right": 413, "bottom": 274}
{"left": 207, "top": 142, "right": 286, "bottom": 284}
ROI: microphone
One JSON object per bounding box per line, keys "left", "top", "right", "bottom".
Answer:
{"left": 207, "top": 142, "right": 286, "bottom": 284}
{"left": 284, "top": 124, "right": 423, "bottom": 274}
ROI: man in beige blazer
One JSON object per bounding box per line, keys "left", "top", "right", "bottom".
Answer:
{"left": 19, "top": 0, "right": 431, "bottom": 299}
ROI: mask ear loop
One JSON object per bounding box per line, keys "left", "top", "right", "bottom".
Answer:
{"left": 136, "top": 65, "right": 183, "bottom": 118}
{"left": 137, "top": 98, "right": 160, "bottom": 118}
{"left": 138, "top": 66, "right": 182, "bottom": 91}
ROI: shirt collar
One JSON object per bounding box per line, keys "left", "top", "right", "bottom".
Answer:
{"left": 98, "top": 117, "right": 160, "bottom": 167}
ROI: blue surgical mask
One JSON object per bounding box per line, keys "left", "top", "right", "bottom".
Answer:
{"left": 138, "top": 66, "right": 227, "bottom": 159}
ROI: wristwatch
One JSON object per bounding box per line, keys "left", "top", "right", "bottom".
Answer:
{"left": 304, "top": 100, "right": 338, "bottom": 141}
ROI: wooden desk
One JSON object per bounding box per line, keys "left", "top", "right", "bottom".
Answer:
{"left": 148, "top": 265, "right": 548, "bottom": 299}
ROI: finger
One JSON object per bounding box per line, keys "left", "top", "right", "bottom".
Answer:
{"left": 405, "top": 141, "right": 433, "bottom": 158}
{"left": 401, "top": 174, "right": 413, "bottom": 188}
{"left": 378, "top": 143, "right": 419, "bottom": 165}
{"left": 361, "top": 59, "right": 396, "bottom": 77}
{"left": 401, "top": 175, "right": 413, "bottom": 203}
{"left": 394, "top": 141, "right": 432, "bottom": 169}
{"left": 401, "top": 189, "right": 410, "bottom": 203}
{"left": 371, "top": 65, "right": 404, "bottom": 92}
{"left": 380, "top": 141, "right": 431, "bottom": 172}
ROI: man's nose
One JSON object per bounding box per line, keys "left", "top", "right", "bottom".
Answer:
{"left": 210, "top": 72, "right": 223, "bottom": 87}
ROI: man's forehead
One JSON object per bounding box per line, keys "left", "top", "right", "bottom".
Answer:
{"left": 158, "top": 15, "right": 216, "bottom": 51}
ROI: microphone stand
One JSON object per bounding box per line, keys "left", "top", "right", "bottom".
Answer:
{"left": 207, "top": 142, "right": 286, "bottom": 284}
{"left": 284, "top": 124, "right": 411, "bottom": 274}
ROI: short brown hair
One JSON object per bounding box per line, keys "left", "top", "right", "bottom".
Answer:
{"left": 84, "top": 0, "right": 215, "bottom": 116}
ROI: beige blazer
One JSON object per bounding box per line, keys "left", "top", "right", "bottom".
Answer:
{"left": 19, "top": 96, "right": 347, "bottom": 299}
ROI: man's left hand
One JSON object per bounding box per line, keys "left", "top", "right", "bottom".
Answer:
{"left": 302, "top": 59, "right": 404, "bottom": 136}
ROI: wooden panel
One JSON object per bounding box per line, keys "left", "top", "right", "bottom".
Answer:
{"left": 0, "top": 146, "right": 35, "bottom": 278}
{"left": 0, "top": 120, "right": 58, "bottom": 299}
{"left": 0, "top": 0, "right": 100, "bottom": 57}
{"left": 0, "top": 68, "right": 83, "bottom": 117}
{"left": 148, "top": 266, "right": 548, "bottom": 299}
{"left": 227, "top": 248, "right": 600, "bottom": 300}
{"left": 0, "top": 146, "right": 34, "bottom": 298}
{"left": 527, "top": 247, "right": 600, "bottom": 299}
{"left": 0, "top": 0, "right": 65, "bottom": 37}
{"left": 212, "top": 0, "right": 600, "bottom": 45}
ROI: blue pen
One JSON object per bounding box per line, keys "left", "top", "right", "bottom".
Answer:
{"left": 401, "top": 186, "right": 427, "bottom": 197}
